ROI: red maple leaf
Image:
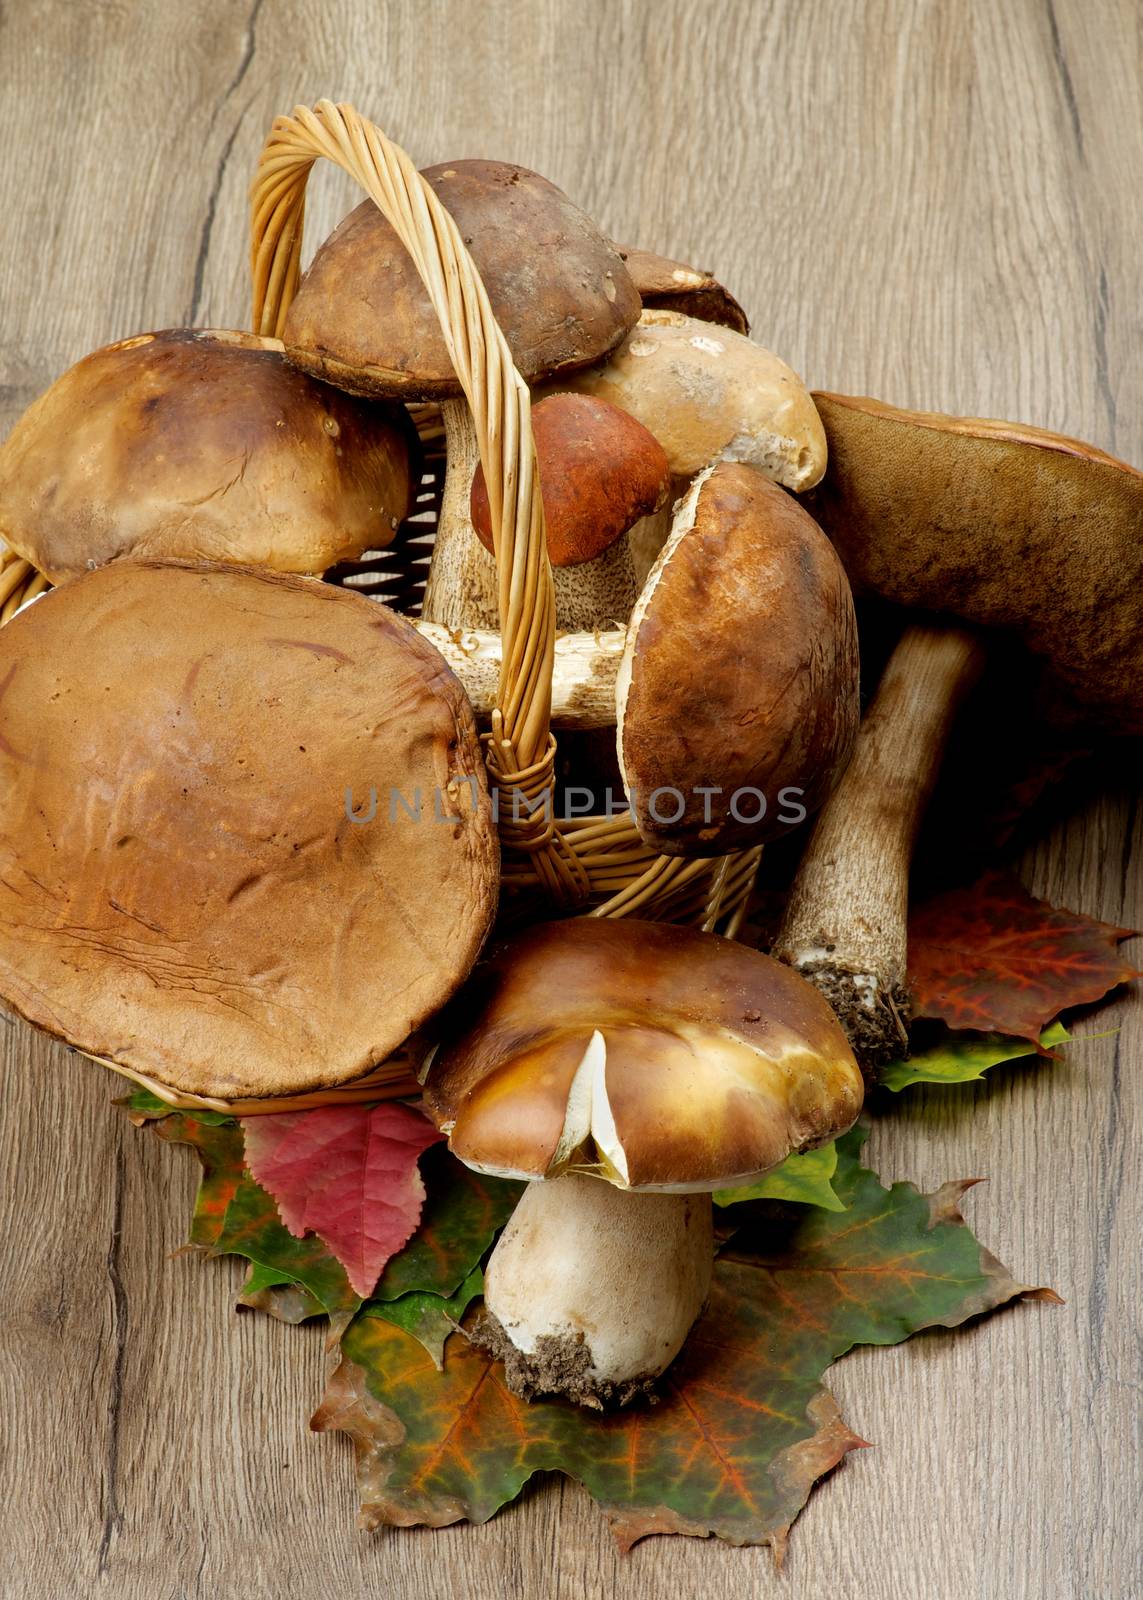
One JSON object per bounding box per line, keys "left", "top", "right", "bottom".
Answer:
{"left": 242, "top": 1104, "right": 443, "bottom": 1299}
{"left": 908, "top": 870, "right": 1139, "bottom": 1040}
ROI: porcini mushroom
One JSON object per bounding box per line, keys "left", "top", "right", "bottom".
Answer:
{"left": 469, "top": 393, "right": 670, "bottom": 631}
{"left": 613, "top": 244, "right": 750, "bottom": 333}
{"left": 548, "top": 309, "right": 826, "bottom": 487}
{"left": 547, "top": 309, "right": 827, "bottom": 580}
{"left": 616, "top": 461, "right": 859, "bottom": 855}
{"left": 280, "top": 161, "right": 641, "bottom": 630}
{"left": 774, "top": 393, "right": 1143, "bottom": 1068}
{"left": 424, "top": 918, "right": 863, "bottom": 1406}
{"left": 0, "top": 560, "right": 498, "bottom": 1100}
{"left": 0, "top": 329, "right": 414, "bottom": 582}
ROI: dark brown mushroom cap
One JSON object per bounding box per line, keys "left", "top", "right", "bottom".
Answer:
{"left": 0, "top": 560, "right": 498, "bottom": 1099}
{"left": 0, "top": 329, "right": 414, "bottom": 584}
{"left": 423, "top": 918, "right": 862, "bottom": 1191}
{"left": 283, "top": 162, "right": 641, "bottom": 399}
{"left": 613, "top": 243, "right": 750, "bottom": 334}
{"left": 469, "top": 393, "right": 670, "bottom": 566}
{"left": 808, "top": 393, "right": 1143, "bottom": 734}
{"left": 617, "top": 461, "right": 860, "bottom": 856}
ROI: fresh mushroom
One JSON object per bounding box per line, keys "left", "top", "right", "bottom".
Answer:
{"left": 470, "top": 393, "right": 670, "bottom": 631}
{"left": 281, "top": 161, "right": 641, "bottom": 630}
{"left": 0, "top": 330, "right": 414, "bottom": 581}
{"left": 612, "top": 243, "right": 750, "bottom": 332}
{"left": 423, "top": 918, "right": 863, "bottom": 1407}
{"left": 546, "top": 309, "right": 827, "bottom": 579}
{"left": 773, "top": 393, "right": 1143, "bottom": 1069}
{"left": 616, "top": 461, "right": 859, "bottom": 855}
{"left": 0, "top": 561, "right": 498, "bottom": 1101}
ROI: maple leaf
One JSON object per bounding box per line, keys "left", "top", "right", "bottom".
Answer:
{"left": 880, "top": 1023, "right": 1070, "bottom": 1092}
{"left": 908, "top": 869, "right": 1139, "bottom": 1040}
{"left": 134, "top": 1110, "right": 519, "bottom": 1328}
{"left": 312, "top": 1127, "right": 1056, "bottom": 1556}
{"left": 241, "top": 1104, "right": 444, "bottom": 1299}
{"left": 713, "top": 1142, "right": 845, "bottom": 1211}
{"left": 365, "top": 1269, "right": 485, "bottom": 1368}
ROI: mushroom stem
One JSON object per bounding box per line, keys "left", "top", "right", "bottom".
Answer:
{"left": 415, "top": 621, "right": 622, "bottom": 727}
{"left": 477, "top": 1172, "right": 713, "bottom": 1407}
{"left": 421, "top": 399, "right": 500, "bottom": 628}
{"left": 773, "top": 624, "right": 986, "bottom": 1071}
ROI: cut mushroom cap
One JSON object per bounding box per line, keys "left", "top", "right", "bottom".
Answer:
{"left": 0, "top": 329, "right": 414, "bottom": 584}
{"left": 424, "top": 918, "right": 861, "bottom": 1405}
{"left": 283, "top": 161, "right": 641, "bottom": 399}
{"left": 613, "top": 243, "right": 749, "bottom": 333}
{"left": 547, "top": 309, "right": 827, "bottom": 491}
{"left": 425, "top": 919, "right": 862, "bottom": 1191}
{"left": 617, "top": 460, "right": 860, "bottom": 856}
{"left": 0, "top": 560, "right": 498, "bottom": 1100}
{"left": 470, "top": 393, "right": 670, "bottom": 566}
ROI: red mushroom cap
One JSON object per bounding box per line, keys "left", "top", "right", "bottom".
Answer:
{"left": 471, "top": 392, "right": 670, "bottom": 567}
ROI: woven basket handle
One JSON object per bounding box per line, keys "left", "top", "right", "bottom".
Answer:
{"left": 249, "top": 101, "right": 557, "bottom": 777}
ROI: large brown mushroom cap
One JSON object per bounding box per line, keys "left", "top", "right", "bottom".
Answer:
{"left": 0, "top": 561, "right": 498, "bottom": 1099}
{"left": 424, "top": 918, "right": 863, "bottom": 1191}
{"left": 617, "top": 461, "right": 860, "bottom": 856}
{"left": 283, "top": 162, "right": 641, "bottom": 399}
{"left": 0, "top": 330, "right": 414, "bottom": 584}
{"left": 469, "top": 392, "right": 670, "bottom": 565}
{"left": 809, "top": 393, "right": 1143, "bottom": 734}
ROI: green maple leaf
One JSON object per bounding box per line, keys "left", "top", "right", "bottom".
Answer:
{"left": 713, "top": 1141, "right": 844, "bottom": 1211}
{"left": 880, "top": 1022, "right": 1070, "bottom": 1092}
{"left": 365, "top": 1269, "right": 485, "bottom": 1369}
{"left": 312, "top": 1126, "right": 1056, "bottom": 1556}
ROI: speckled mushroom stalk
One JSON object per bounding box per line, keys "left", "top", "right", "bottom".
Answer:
{"left": 424, "top": 920, "right": 863, "bottom": 1406}
{"left": 773, "top": 625, "right": 985, "bottom": 1069}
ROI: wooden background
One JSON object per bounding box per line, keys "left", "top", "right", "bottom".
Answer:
{"left": 1, "top": 1, "right": 1140, "bottom": 1596}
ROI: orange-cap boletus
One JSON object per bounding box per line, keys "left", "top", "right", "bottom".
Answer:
{"left": 281, "top": 160, "right": 641, "bottom": 631}
{"left": 424, "top": 918, "right": 862, "bottom": 1406}
{"left": 470, "top": 392, "right": 670, "bottom": 630}
{"left": 0, "top": 329, "right": 414, "bottom": 583}
{"left": 0, "top": 561, "right": 498, "bottom": 1100}
{"left": 616, "top": 461, "right": 859, "bottom": 856}
{"left": 775, "top": 394, "right": 1143, "bottom": 1069}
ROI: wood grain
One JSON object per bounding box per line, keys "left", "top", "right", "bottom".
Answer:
{"left": 1, "top": 1, "right": 1140, "bottom": 1596}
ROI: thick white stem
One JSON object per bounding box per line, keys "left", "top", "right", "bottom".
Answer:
{"left": 415, "top": 621, "right": 622, "bottom": 728}
{"left": 480, "top": 1172, "right": 713, "bottom": 1406}
{"left": 773, "top": 624, "right": 986, "bottom": 1069}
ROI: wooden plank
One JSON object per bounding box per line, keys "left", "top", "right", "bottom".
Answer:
{"left": 0, "top": 1, "right": 1139, "bottom": 1595}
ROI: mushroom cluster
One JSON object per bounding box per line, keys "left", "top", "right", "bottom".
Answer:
{"left": 1, "top": 100, "right": 1130, "bottom": 1410}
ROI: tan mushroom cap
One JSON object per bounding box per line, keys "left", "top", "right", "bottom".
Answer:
{"left": 547, "top": 310, "right": 827, "bottom": 489}
{"left": 613, "top": 243, "right": 750, "bottom": 333}
{"left": 617, "top": 461, "right": 859, "bottom": 856}
{"left": 0, "top": 330, "right": 414, "bottom": 584}
{"left": 469, "top": 393, "right": 670, "bottom": 566}
{"left": 0, "top": 561, "right": 498, "bottom": 1100}
{"left": 424, "top": 919, "right": 863, "bottom": 1192}
{"left": 283, "top": 161, "right": 641, "bottom": 400}
{"left": 808, "top": 392, "right": 1143, "bottom": 734}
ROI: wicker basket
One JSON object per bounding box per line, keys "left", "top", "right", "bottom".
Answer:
{"left": 0, "top": 102, "right": 762, "bottom": 1112}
